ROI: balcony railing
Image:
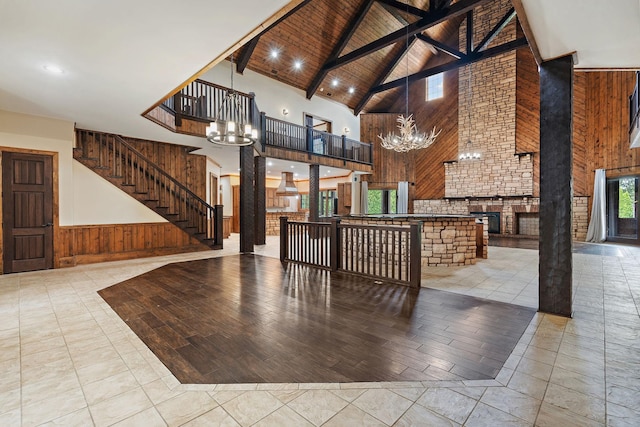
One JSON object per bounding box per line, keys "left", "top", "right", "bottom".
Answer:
{"left": 163, "top": 79, "right": 372, "bottom": 166}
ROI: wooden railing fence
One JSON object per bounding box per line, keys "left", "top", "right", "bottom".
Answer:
{"left": 280, "top": 217, "right": 421, "bottom": 288}
{"left": 75, "top": 130, "right": 223, "bottom": 248}
{"left": 162, "top": 79, "right": 373, "bottom": 165}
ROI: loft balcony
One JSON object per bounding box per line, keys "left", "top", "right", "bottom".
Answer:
{"left": 148, "top": 79, "right": 373, "bottom": 172}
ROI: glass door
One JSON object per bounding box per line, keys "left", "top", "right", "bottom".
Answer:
{"left": 607, "top": 176, "right": 639, "bottom": 243}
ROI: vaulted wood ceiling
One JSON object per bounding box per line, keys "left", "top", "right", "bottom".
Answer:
{"left": 232, "top": 0, "right": 523, "bottom": 115}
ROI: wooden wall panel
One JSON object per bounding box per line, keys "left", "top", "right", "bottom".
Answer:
{"left": 121, "top": 136, "right": 207, "bottom": 200}
{"left": 360, "top": 113, "right": 416, "bottom": 189}
{"left": 58, "top": 223, "right": 207, "bottom": 266}
{"left": 573, "top": 72, "right": 588, "bottom": 197}
{"left": 360, "top": 30, "right": 459, "bottom": 201}
{"left": 584, "top": 71, "right": 639, "bottom": 198}
{"left": 515, "top": 25, "right": 540, "bottom": 197}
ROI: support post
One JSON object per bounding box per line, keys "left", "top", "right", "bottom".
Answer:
{"left": 330, "top": 217, "right": 341, "bottom": 271}
{"left": 254, "top": 156, "right": 266, "bottom": 245}
{"left": 539, "top": 54, "right": 573, "bottom": 317}
{"left": 239, "top": 146, "right": 254, "bottom": 253}
{"left": 409, "top": 221, "right": 422, "bottom": 288}
{"left": 309, "top": 164, "right": 320, "bottom": 222}
{"left": 214, "top": 204, "right": 223, "bottom": 248}
{"left": 280, "top": 216, "right": 288, "bottom": 262}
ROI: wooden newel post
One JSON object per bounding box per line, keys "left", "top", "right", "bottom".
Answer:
{"left": 280, "top": 216, "right": 288, "bottom": 262}
{"left": 214, "top": 205, "right": 224, "bottom": 248}
{"left": 330, "top": 218, "right": 341, "bottom": 271}
{"left": 409, "top": 221, "right": 422, "bottom": 288}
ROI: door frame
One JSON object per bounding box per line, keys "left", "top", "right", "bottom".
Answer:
{"left": 606, "top": 174, "right": 640, "bottom": 244}
{"left": 0, "top": 147, "right": 60, "bottom": 273}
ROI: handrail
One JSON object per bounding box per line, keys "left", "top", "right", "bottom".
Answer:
{"left": 280, "top": 217, "right": 421, "bottom": 288}
{"left": 166, "top": 79, "right": 255, "bottom": 125}
{"left": 163, "top": 79, "right": 373, "bottom": 166}
{"left": 265, "top": 115, "right": 373, "bottom": 165}
{"left": 75, "top": 129, "right": 222, "bottom": 245}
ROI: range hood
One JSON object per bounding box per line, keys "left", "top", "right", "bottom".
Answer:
{"left": 275, "top": 171, "right": 298, "bottom": 196}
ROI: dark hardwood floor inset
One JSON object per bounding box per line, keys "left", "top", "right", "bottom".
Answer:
{"left": 99, "top": 254, "right": 535, "bottom": 384}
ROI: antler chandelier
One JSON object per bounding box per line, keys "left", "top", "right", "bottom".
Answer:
{"left": 205, "top": 54, "right": 258, "bottom": 146}
{"left": 379, "top": 114, "right": 441, "bottom": 152}
{"left": 377, "top": 4, "right": 441, "bottom": 152}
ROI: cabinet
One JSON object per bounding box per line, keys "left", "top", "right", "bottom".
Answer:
{"left": 337, "top": 182, "right": 352, "bottom": 215}
{"left": 266, "top": 188, "right": 291, "bottom": 209}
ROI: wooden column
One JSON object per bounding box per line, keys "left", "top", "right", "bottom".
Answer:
{"left": 309, "top": 164, "right": 320, "bottom": 222}
{"left": 254, "top": 156, "right": 266, "bottom": 245}
{"left": 539, "top": 54, "right": 573, "bottom": 317}
{"left": 239, "top": 146, "right": 254, "bottom": 253}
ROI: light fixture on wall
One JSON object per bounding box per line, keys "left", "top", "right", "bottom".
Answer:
{"left": 205, "top": 53, "right": 258, "bottom": 146}
{"left": 282, "top": 108, "right": 289, "bottom": 116}
{"left": 459, "top": 63, "right": 481, "bottom": 161}
{"left": 378, "top": 4, "right": 441, "bottom": 152}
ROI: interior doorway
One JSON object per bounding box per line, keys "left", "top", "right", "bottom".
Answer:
{"left": 2, "top": 151, "right": 54, "bottom": 273}
{"left": 304, "top": 113, "right": 332, "bottom": 133}
{"left": 209, "top": 173, "right": 218, "bottom": 206}
{"left": 607, "top": 175, "right": 639, "bottom": 243}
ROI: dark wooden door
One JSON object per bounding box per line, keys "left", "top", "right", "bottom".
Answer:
{"left": 232, "top": 185, "right": 240, "bottom": 233}
{"left": 2, "top": 152, "right": 54, "bottom": 273}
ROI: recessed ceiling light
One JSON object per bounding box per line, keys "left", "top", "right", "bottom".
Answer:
{"left": 331, "top": 78, "right": 339, "bottom": 87}
{"left": 43, "top": 65, "right": 64, "bottom": 74}
{"left": 267, "top": 161, "right": 273, "bottom": 166}
{"left": 327, "top": 170, "right": 331, "bottom": 173}
{"left": 290, "top": 165, "right": 295, "bottom": 169}
{"left": 348, "top": 87, "right": 355, "bottom": 94}
{"left": 294, "top": 173, "right": 299, "bottom": 177}
{"left": 270, "top": 49, "right": 279, "bottom": 59}
{"left": 293, "top": 60, "right": 302, "bottom": 70}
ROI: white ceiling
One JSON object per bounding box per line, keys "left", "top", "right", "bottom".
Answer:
{"left": 0, "top": 0, "right": 638, "bottom": 179}
{"left": 520, "top": 0, "right": 640, "bottom": 68}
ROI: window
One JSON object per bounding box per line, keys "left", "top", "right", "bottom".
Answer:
{"left": 426, "top": 72, "right": 444, "bottom": 101}
{"left": 367, "top": 189, "right": 397, "bottom": 214}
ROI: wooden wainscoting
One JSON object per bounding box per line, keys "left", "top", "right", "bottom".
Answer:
{"left": 57, "top": 222, "right": 209, "bottom": 267}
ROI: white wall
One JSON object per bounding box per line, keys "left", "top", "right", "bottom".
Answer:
{"left": 72, "top": 162, "right": 164, "bottom": 224}
{"left": 201, "top": 63, "right": 361, "bottom": 140}
{"left": 0, "top": 109, "right": 165, "bottom": 226}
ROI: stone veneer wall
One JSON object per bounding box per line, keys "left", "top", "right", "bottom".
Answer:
{"left": 266, "top": 212, "right": 307, "bottom": 236}
{"left": 446, "top": 0, "right": 533, "bottom": 198}
{"left": 414, "top": 196, "right": 589, "bottom": 241}
{"left": 341, "top": 216, "right": 481, "bottom": 267}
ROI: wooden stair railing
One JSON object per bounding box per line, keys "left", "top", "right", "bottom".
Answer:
{"left": 74, "top": 129, "right": 223, "bottom": 249}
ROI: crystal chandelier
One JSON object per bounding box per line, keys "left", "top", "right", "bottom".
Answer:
{"left": 205, "top": 54, "right": 258, "bottom": 146}
{"left": 377, "top": 11, "right": 441, "bottom": 152}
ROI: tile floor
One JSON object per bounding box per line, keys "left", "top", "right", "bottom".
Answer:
{"left": 0, "top": 236, "right": 639, "bottom": 426}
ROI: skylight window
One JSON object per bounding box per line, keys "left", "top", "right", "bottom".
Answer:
{"left": 426, "top": 72, "right": 444, "bottom": 101}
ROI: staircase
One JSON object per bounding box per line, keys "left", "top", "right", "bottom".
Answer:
{"left": 74, "top": 129, "right": 223, "bottom": 249}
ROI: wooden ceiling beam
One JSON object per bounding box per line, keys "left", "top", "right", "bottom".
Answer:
{"left": 416, "top": 34, "right": 465, "bottom": 59}
{"left": 235, "top": 0, "right": 313, "bottom": 74}
{"left": 431, "top": 0, "right": 453, "bottom": 11}
{"left": 475, "top": 7, "right": 516, "bottom": 52}
{"left": 306, "top": 0, "right": 376, "bottom": 99}
{"left": 236, "top": 37, "right": 260, "bottom": 74}
{"left": 354, "top": 35, "right": 418, "bottom": 115}
{"left": 376, "top": 0, "right": 428, "bottom": 18}
{"left": 369, "top": 37, "right": 528, "bottom": 94}
{"left": 466, "top": 10, "right": 474, "bottom": 54}
{"left": 322, "top": 0, "right": 491, "bottom": 72}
